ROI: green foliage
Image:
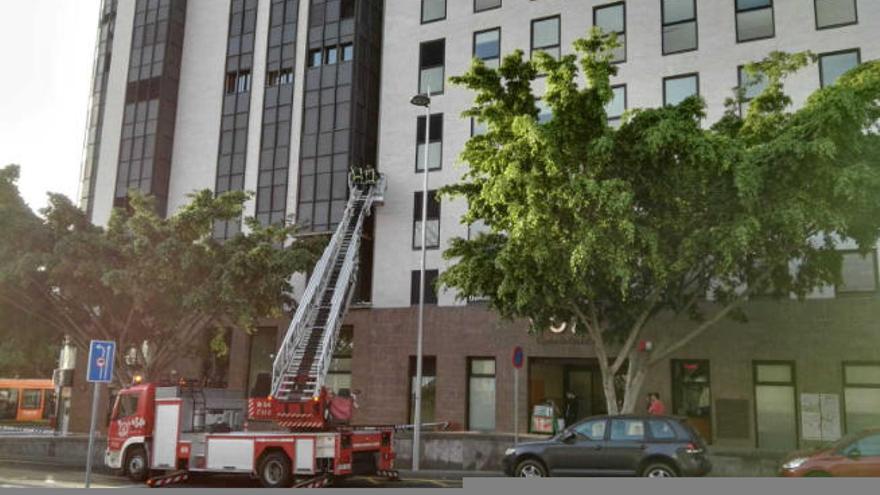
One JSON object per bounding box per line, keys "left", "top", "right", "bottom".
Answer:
{"left": 0, "top": 167, "right": 324, "bottom": 383}
{"left": 443, "top": 31, "right": 880, "bottom": 412}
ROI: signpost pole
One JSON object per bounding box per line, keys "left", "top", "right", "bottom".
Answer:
{"left": 514, "top": 367, "right": 519, "bottom": 447}
{"left": 84, "top": 340, "right": 115, "bottom": 488}
{"left": 84, "top": 381, "right": 100, "bottom": 488}
{"left": 512, "top": 346, "right": 523, "bottom": 447}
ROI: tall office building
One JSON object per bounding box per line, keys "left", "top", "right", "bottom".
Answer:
{"left": 80, "top": 0, "right": 879, "bottom": 450}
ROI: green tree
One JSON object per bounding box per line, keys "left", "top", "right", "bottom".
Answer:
{"left": 442, "top": 31, "right": 880, "bottom": 414}
{"left": 0, "top": 165, "right": 324, "bottom": 385}
{"left": 0, "top": 300, "right": 59, "bottom": 378}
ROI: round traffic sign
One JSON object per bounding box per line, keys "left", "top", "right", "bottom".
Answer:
{"left": 96, "top": 357, "right": 106, "bottom": 367}
{"left": 512, "top": 346, "right": 524, "bottom": 369}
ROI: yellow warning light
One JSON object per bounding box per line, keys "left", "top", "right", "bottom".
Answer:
{"left": 133, "top": 375, "right": 143, "bottom": 384}
{"left": 313, "top": 396, "right": 321, "bottom": 402}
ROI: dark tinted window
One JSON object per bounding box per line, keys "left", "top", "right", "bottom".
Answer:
{"left": 116, "top": 394, "right": 140, "bottom": 419}
{"left": 648, "top": 419, "right": 677, "bottom": 439}
{"left": 573, "top": 419, "right": 607, "bottom": 440}
{"left": 610, "top": 419, "right": 645, "bottom": 441}
{"left": 21, "top": 390, "right": 41, "bottom": 410}
{"left": 420, "top": 39, "right": 445, "bottom": 68}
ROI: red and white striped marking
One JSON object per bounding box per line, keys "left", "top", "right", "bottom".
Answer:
{"left": 146, "top": 471, "right": 189, "bottom": 488}
{"left": 294, "top": 475, "right": 331, "bottom": 488}
{"left": 376, "top": 469, "right": 400, "bottom": 480}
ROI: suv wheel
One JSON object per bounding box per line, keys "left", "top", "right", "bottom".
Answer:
{"left": 515, "top": 459, "right": 547, "bottom": 478}
{"left": 642, "top": 462, "right": 677, "bottom": 478}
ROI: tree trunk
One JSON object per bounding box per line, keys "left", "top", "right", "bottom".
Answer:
{"left": 601, "top": 371, "right": 620, "bottom": 416}
{"left": 621, "top": 352, "right": 648, "bottom": 414}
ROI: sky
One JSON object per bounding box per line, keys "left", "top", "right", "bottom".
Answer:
{"left": 0, "top": 0, "right": 101, "bottom": 212}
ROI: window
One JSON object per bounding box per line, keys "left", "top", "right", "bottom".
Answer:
{"left": 474, "top": 28, "right": 501, "bottom": 68}
{"left": 819, "top": 49, "right": 861, "bottom": 88}
{"left": 736, "top": 0, "right": 774, "bottom": 42}
{"left": 266, "top": 68, "right": 294, "bottom": 87}
{"left": 672, "top": 360, "right": 712, "bottom": 442}
{"left": 340, "top": 0, "right": 355, "bottom": 19}
{"left": 536, "top": 99, "right": 552, "bottom": 124}
{"left": 326, "top": 326, "right": 353, "bottom": 394}
{"left": 663, "top": 73, "right": 699, "bottom": 106}
{"left": 606, "top": 85, "right": 627, "bottom": 122}
{"left": 411, "top": 269, "right": 440, "bottom": 305}
{"left": 573, "top": 419, "right": 607, "bottom": 441}
{"left": 409, "top": 356, "right": 437, "bottom": 423}
{"left": 737, "top": 65, "right": 768, "bottom": 114}
{"left": 662, "top": 0, "right": 697, "bottom": 55}
{"left": 416, "top": 113, "right": 443, "bottom": 172}
{"left": 325, "top": 46, "right": 338, "bottom": 65}
{"left": 419, "top": 39, "right": 445, "bottom": 95}
{"left": 837, "top": 250, "right": 878, "bottom": 293}
{"left": 471, "top": 117, "right": 488, "bottom": 136}
{"left": 475, "top": 0, "right": 501, "bottom": 12}
{"left": 413, "top": 190, "right": 441, "bottom": 249}
{"left": 648, "top": 420, "right": 678, "bottom": 440}
{"left": 422, "top": 0, "right": 445, "bottom": 23}
{"left": 21, "top": 389, "right": 41, "bottom": 410}
{"left": 849, "top": 434, "right": 880, "bottom": 457}
{"left": 593, "top": 2, "right": 625, "bottom": 63}
{"left": 754, "top": 361, "right": 797, "bottom": 450}
{"left": 247, "top": 327, "right": 277, "bottom": 397}
{"left": 815, "top": 0, "right": 857, "bottom": 29}
{"left": 0, "top": 389, "right": 19, "bottom": 420}
{"left": 115, "top": 394, "right": 140, "bottom": 419}
{"left": 341, "top": 43, "right": 354, "bottom": 62}
{"left": 610, "top": 419, "right": 645, "bottom": 441}
{"left": 308, "top": 48, "right": 322, "bottom": 67}
{"left": 844, "top": 363, "right": 880, "bottom": 433}
{"left": 468, "top": 358, "right": 496, "bottom": 431}
{"left": 225, "top": 70, "right": 251, "bottom": 94}
{"left": 531, "top": 16, "right": 560, "bottom": 60}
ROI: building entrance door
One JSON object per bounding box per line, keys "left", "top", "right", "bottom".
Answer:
{"left": 563, "top": 367, "right": 592, "bottom": 427}
{"left": 754, "top": 361, "right": 798, "bottom": 450}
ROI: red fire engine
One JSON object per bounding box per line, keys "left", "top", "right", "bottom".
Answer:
{"left": 105, "top": 174, "right": 395, "bottom": 488}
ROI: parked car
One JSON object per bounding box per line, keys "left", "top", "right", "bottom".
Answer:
{"left": 502, "top": 415, "right": 711, "bottom": 477}
{"left": 778, "top": 429, "right": 880, "bottom": 477}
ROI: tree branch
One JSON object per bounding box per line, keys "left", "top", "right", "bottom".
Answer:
{"left": 611, "top": 288, "right": 661, "bottom": 374}
{"left": 649, "top": 273, "right": 770, "bottom": 365}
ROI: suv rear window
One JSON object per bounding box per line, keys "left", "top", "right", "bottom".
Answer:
{"left": 648, "top": 419, "right": 677, "bottom": 439}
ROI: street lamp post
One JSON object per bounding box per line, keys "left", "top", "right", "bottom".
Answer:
{"left": 409, "top": 87, "right": 431, "bottom": 472}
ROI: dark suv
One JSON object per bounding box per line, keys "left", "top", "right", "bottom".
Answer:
{"left": 502, "top": 415, "right": 711, "bottom": 477}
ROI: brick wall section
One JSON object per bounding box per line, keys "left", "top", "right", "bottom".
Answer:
{"left": 345, "top": 295, "right": 880, "bottom": 449}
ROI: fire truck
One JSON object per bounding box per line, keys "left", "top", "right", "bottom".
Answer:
{"left": 104, "top": 174, "right": 397, "bottom": 488}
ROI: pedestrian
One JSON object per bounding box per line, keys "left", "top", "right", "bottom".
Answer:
{"left": 563, "top": 391, "right": 578, "bottom": 428}
{"left": 646, "top": 392, "right": 666, "bottom": 416}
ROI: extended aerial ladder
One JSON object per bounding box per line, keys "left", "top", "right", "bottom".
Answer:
{"left": 269, "top": 170, "right": 385, "bottom": 410}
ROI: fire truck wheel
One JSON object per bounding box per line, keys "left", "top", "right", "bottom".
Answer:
{"left": 258, "top": 452, "right": 293, "bottom": 488}
{"left": 124, "top": 446, "right": 149, "bottom": 482}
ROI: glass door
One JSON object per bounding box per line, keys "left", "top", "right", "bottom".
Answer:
{"left": 754, "top": 361, "right": 798, "bottom": 450}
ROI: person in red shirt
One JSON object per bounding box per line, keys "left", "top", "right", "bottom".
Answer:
{"left": 647, "top": 392, "right": 666, "bottom": 416}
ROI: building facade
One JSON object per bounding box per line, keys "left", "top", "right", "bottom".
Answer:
{"left": 79, "top": 0, "right": 880, "bottom": 450}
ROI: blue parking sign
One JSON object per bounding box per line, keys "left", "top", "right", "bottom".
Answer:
{"left": 86, "top": 340, "right": 116, "bottom": 383}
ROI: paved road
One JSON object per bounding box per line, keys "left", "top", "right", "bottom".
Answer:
{"left": 0, "top": 460, "right": 462, "bottom": 489}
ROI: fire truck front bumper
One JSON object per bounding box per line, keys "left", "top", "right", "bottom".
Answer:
{"left": 104, "top": 448, "right": 123, "bottom": 470}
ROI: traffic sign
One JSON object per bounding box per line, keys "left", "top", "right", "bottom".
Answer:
{"left": 86, "top": 340, "right": 116, "bottom": 383}
{"left": 512, "top": 346, "right": 524, "bottom": 369}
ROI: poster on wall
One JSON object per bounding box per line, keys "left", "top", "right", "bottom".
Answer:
{"left": 800, "top": 393, "right": 841, "bottom": 442}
